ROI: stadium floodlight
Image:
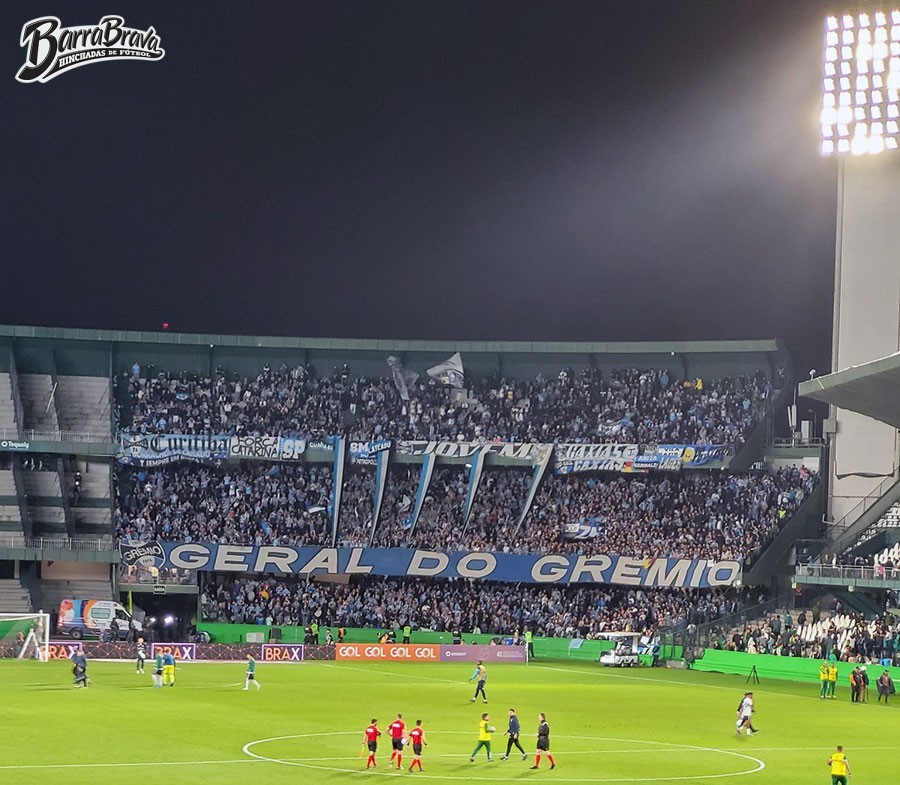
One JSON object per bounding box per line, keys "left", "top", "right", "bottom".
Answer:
{"left": 821, "top": 10, "right": 900, "bottom": 154}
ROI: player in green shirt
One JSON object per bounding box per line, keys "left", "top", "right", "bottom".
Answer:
{"left": 152, "top": 652, "right": 164, "bottom": 688}
{"left": 403, "top": 625, "right": 412, "bottom": 644}
{"left": 243, "top": 654, "right": 261, "bottom": 691}
{"left": 469, "top": 713, "right": 495, "bottom": 763}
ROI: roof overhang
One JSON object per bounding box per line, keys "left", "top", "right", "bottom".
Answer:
{"left": 800, "top": 351, "right": 900, "bottom": 428}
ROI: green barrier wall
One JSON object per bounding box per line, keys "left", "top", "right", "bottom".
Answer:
{"left": 198, "top": 623, "right": 504, "bottom": 645}
{"left": 692, "top": 649, "right": 900, "bottom": 686}
{"left": 196, "top": 622, "right": 677, "bottom": 663}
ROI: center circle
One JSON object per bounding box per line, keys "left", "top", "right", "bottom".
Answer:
{"left": 242, "top": 731, "right": 765, "bottom": 782}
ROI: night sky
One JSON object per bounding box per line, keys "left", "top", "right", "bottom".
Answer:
{"left": 2, "top": 1, "right": 836, "bottom": 377}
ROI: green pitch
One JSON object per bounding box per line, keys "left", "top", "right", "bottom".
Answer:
{"left": 1, "top": 659, "right": 895, "bottom": 785}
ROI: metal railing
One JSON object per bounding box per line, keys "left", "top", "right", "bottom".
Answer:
{"left": 119, "top": 563, "right": 196, "bottom": 586}
{"left": 768, "top": 436, "right": 826, "bottom": 448}
{"left": 0, "top": 427, "right": 113, "bottom": 444}
{"left": 829, "top": 475, "right": 899, "bottom": 534}
{"left": 0, "top": 534, "right": 115, "bottom": 552}
{"left": 795, "top": 563, "right": 900, "bottom": 582}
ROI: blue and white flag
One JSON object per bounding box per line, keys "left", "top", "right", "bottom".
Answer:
{"left": 427, "top": 352, "right": 465, "bottom": 388}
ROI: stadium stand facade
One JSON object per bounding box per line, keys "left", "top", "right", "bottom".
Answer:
{"left": 0, "top": 325, "right": 836, "bottom": 653}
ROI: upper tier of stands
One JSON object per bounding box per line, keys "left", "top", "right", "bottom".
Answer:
{"left": 120, "top": 363, "right": 772, "bottom": 445}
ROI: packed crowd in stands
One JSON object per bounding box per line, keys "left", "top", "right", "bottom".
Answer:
{"left": 120, "top": 361, "right": 772, "bottom": 445}
{"left": 523, "top": 465, "right": 818, "bottom": 561}
{"left": 718, "top": 609, "right": 900, "bottom": 665}
{"left": 116, "top": 462, "right": 333, "bottom": 546}
{"left": 201, "top": 574, "right": 740, "bottom": 636}
{"left": 116, "top": 458, "right": 817, "bottom": 562}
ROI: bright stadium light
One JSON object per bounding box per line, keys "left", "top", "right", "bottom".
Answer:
{"left": 822, "top": 10, "right": 900, "bottom": 154}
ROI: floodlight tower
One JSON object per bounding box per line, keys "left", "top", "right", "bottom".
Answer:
{"left": 820, "top": 9, "right": 900, "bottom": 523}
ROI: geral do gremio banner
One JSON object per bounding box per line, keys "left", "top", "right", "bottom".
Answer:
{"left": 120, "top": 541, "right": 740, "bottom": 587}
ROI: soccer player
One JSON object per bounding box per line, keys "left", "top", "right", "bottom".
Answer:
{"left": 735, "top": 692, "right": 758, "bottom": 736}
{"left": 408, "top": 719, "right": 428, "bottom": 771}
{"left": 388, "top": 713, "right": 407, "bottom": 769}
{"left": 827, "top": 661, "right": 838, "bottom": 699}
{"left": 469, "top": 713, "right": 495, "bottom": 762}
{"left": 827, "top": 745, "right": 851, "bottom": 784}
{"left": 530, "top": 712, "right": 555, "bottom": 769}
{"left": 501, "top": 708, "right": 527, "bottom": 760}
{"left": 819, "top": 660, "right": 829, "bottom": 699}
{"left": 163, "top": 651, "right": 176, "bottom": 687}
{"left": 363, "top": 719, "right": 381, "bottom": 769}
{"left": 135, "top": 637, "right": 147, "bottom": 674}
{"left": 152, "top": 650, "right": 164, "bottom": 688}
{"left": 469, "top": 660, "right": 488, "bottom": 703}
{"left": 243, "top": 654, "right": 261, "bottom": 691}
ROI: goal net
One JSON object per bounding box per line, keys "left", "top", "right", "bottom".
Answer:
{"left": 0, "top": 612, "right": 50, "bottom": 661}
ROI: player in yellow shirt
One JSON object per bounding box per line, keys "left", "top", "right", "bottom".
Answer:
{"left": 827, "top": 745, "right": 851, "bottom": 784}
{"left": 819, "top": 661, "right": 829, "bottom": 699}
{"left": 827, "top": 662, "right": 838, "bottom": 699}
{"left": 469, "top": 712, "right": 495, "bottom": 763}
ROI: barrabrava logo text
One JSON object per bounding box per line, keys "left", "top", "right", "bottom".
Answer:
{"left": 16, "top": 15, "right": 164, "bottom": 84}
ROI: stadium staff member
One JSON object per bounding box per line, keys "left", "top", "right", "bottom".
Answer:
{"left": 402, "top": 624, "right": 412, "bottom": 644}
{"left": 827, "top": 745, "right": 851, "bottom": 784}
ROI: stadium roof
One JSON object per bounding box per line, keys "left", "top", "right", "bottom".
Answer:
{"left": 0, "top": 324, "right": 788, "bottom": 358}
{"left": 799, "top": 351, "right": 900, "bottom": 429}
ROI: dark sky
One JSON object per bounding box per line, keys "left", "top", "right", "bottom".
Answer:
{"left": 1, "top": 1, "right": 836, "bottom": 377}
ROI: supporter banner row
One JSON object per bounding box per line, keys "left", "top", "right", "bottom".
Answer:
{"left": 553, "top": 443, "right": 732, "bottom": 474}
{"left": 117, "top": 433, "right": 317, "bottom": 466}
{"left": 125, "top": 542, "right": 741, "bottom": 587}
{"left": 335, "top": 643, "right": 526, "bottom": 662}
{"left": 117, "top": 432, "right": 732, "bottom": 473}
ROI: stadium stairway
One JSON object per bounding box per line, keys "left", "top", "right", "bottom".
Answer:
{"left": 65, "top": 458, "right": 113, "bottom": 538}
{"left": 21, "top": 467, "right": 67, "bottom": 537}
{"left": 55, "top": 375, "right": 111, "bottom": 437}
{"left": 0, "top": 579, "right": 33, "bottom": 613}
{"left": 0, "top": 372, "right": 19, "bottom": 435}
{"left": 18, "top": 373, "right": 60, "bottom": 433}
{"left": 0, "top": 469, "right": 24, "bottom": 540}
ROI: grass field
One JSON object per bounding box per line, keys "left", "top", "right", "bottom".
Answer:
{"left": 0, "top": 658, "right": 895, "bottom": 785}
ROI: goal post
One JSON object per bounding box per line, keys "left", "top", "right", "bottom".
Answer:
{"left": 0, "top": 612, "right": 50, "bottom": 661}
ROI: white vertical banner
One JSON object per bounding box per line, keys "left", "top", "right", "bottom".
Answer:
{"left": 330, "top": 436, "right": 346, "bottom": 547}
{"left": 461, "top": 450, "right": 486, "bottom": 531}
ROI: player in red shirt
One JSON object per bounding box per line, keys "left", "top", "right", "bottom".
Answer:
{"left": 408, "top": 719, "right": 428, "bottom": 772}
{"left": 363, "top": 719, "right": 381, "bottom": 769}
{"left": 388, "top": 713, "right": 407, "bottom": 770}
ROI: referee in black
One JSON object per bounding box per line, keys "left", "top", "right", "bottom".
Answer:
{"left": 500, "top": 708, "right": 527, "bottom": 760}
